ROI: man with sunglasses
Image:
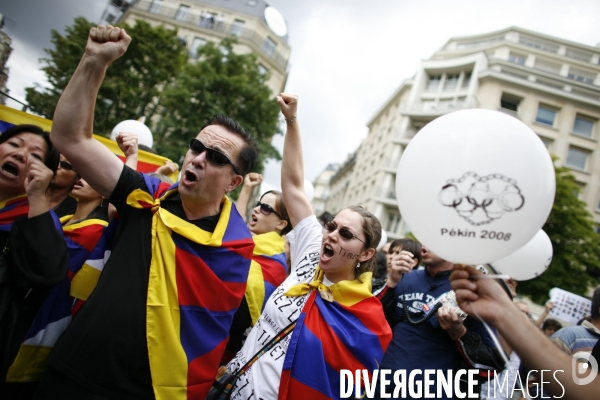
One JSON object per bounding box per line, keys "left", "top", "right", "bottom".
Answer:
{"left": 37, "top": 25, "right": 259, "bottom": 399}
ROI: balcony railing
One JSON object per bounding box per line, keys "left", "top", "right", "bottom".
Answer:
{"left": 131, "top": 0, "right": 289, "bottom": 70}
{"left": 399, "top": 97, "right": 478, "bottom": 114}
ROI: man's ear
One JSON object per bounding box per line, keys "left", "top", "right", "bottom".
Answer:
{"left": 225, "top": 174, "right": 244, "bottom": 193}
{"left": 359, "top": 247, "right": 376, "bottom": 263}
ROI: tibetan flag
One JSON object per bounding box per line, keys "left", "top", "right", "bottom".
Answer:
{"left": 5, "top": 217, "right": 109, "bottom": 382}
{"left": 126, "top": 175, "right": 254, "bottom": 400}
{"left": 278, "top": 271, "right": 392, "bottom": 400}
{"left": 0, "top": 104, "right": 178, "bottom": 181}
{"left": 70, "top": 217, "right": 119, "bottom": 306}
{"left": 0, "top": 194, "right": 29, "bottom": 232}
{"left": 246, "top": 231, "right": 288, "bottom": 325}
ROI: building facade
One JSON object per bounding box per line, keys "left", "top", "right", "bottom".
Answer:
{"left": 320, "top": 27, "right": 600, "bottom": 241}
{"left": 0, "top": 13, "right": 13, "bottom": 105}
{"left": 101, "top": 0, "right": 290, "bottom": 96}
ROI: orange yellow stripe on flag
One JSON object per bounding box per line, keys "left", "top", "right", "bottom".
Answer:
{"left": 0, "top": 104, "right": 178, "bottom": 181}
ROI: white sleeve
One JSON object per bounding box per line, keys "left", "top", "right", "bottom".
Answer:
{"left": 284, "top": 215, "right": 322, "bottom": 287}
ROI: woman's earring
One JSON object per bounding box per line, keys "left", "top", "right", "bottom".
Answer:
{"left": 356, "top": 262, "right": 361, "bottom": 269}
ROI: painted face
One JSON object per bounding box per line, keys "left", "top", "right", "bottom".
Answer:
{"left": 71, "top": 177, "right": 102, "bottom": 203}
{"left": 249, "top": 192, "right": 285, "bottom": 235}
{"left": 51, "top": 155, "right": 79, "bottom": 190}
{"left": 179, "top": 125, "right": 244, "bottom": 204}
{"left": 0, "top": 132, "right": 47, "bottom": 198}
{"left": 320, "top": 209, "right": 369, "bottom": 281}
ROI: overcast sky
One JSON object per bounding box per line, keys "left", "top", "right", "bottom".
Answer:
{"left": 2, "top": 0, "right": 600, "bottom": 192}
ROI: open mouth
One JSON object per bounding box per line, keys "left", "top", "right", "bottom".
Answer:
{"left": 73, "top": 179, "right": 84, "bottom": 190}
{"left": 322, "top": 243, "right": 335, "bottom": 260}
{"left": 1, "top": 162, "right": 20, "bottom": 178}
{"left": 184, "top": 170, "right": 198, "bottom": 183}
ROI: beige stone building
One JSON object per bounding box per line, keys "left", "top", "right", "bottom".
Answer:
{"left": 0, "top": 13, "right": 13, "bottom": 105}
{"left": 321, "top": 27, "right": 600, "bottom": 241}
{"left": 101, "top": 0, "right": 290, "bottom": 96}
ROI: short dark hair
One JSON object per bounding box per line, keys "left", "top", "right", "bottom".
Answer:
{"left": 592, "top": 286, "right": 600, "bottom": 319}
{"left": 389, "top": 238, "right": 422, "bottom": 266}
{"left": 0, "top": 124, "right": 59, "bottom": 173}
{"left": 542, "top": 318, "right": 562, "bottom": 331}
{"left": 200, "top": 115, "right": 258, "bottom": 176}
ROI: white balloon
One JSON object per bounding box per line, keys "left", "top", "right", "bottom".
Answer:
{"left": 396, "top": 109, "right": 555, "bottom": 265}
{"left": 491, "top": 229, "right": 553, "bottom": 281}
{"left": 304, "top": 179, "right": 315, "bottom": 202}
{"left": 111, "top": 120, "right": 154, "bottom": 148}
{"left": 377, "top": 229, "right": 388, "bottom": 251}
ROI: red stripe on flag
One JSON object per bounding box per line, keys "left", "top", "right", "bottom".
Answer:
{"left": 186, "top": 339, "right": 228, "bottom": 400}
{"left": 338, "top": 297, "right": 393, "bottom": 351}
{"left": 64, "top": 224, "right": 106, "bottom": 252}
{"left": 116, "top": 156, "right": 161, "bottom": 173}
{"left": 175, "top": 248, "right": 247, "bottom": 311}
{"left": 278, "top": 370, "right": 332, "bottom": 400}
{"left": 254, "top": 255, "right": 287, "bottom": 287}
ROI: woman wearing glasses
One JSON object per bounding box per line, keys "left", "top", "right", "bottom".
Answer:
{"left": 221, "top": 173, "right": 292, "bottom": 364}
{"left": 226, "top": 95, "right": 392, "bottom": 399}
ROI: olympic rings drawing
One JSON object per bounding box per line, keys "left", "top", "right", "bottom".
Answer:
{"left": 438, "top": 172, "right": 525, "bottom": 226}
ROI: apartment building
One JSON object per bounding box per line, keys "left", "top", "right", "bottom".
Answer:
{"left": 101, "top": 0, "right": 290, "bottom": 96}
{"left": 321, "top": 27, "right": 600, "bottom": 241}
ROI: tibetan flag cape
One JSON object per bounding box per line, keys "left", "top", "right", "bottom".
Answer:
{"left": 246, "top": 231, "right": 288, "bottom": 325}
{"left": 5, "top": 217, "right": 109, "bottom": 382}
{"left": 279, "top": 269, "right": 392, "bottom": 400}
{"left": 0, "top": 194, "right": 29, "bottom": 233}
{"left": 126, "top": 175, "right": 254, "bottom": 400}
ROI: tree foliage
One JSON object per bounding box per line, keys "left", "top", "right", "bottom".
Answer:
{"left": 153, "top": 37, "right": 282, "bottom": 171}
{"left": 25, "top": 17, "right": 188, "bottom": 136}
{"left": 518, "top": 162, "right": 600, "bottom": 303}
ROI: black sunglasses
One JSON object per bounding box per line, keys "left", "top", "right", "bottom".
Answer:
{"left": 324, "top": 221, "right": 365, "bottom": 244}
{"left": 255, "top": 201, "right": 283, "bottom": 219}
{"left": 188, "top": 139, "right": 240, "bottom": 175}
{"left": 59, "top": 160, "right": 75, "bottom": 171}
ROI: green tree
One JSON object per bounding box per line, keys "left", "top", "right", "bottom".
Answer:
{"left": 154, "top": 37, "right": 281, "bottom": 171}
{"left": 25, "top": 17, "right": 188, "bottom": 136}
{"left": 518, "top": 162, "right": 600, "bottom": 303}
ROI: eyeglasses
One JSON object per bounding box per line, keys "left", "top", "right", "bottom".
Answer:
{"left": 255, "top": 201, "right": 283, "bottom": 219}
{"left": 59, "top": 160, "right": 75, "bottom": 171}
{"left": 189, "top": 139, "right": 240, "bottom": 175}
{"left": 324, "top": 221, "right": 365, "bottom": 244}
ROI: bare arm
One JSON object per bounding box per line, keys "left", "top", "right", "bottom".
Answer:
{"left": 50, "top": 25, "right": 132, "bottom": 199}
{"left": 278, "top": 93, "right": 313, "bottom": 227}
{"left": 451, "top": 265, "right": 599, "bottom": 399}
{"left": 235, "top": 173, "right": 262, "bottom": 218}
{"left": 117, "top": 131, "right": 139, "bottom": 170}
{"left": 534, "top": 301, "right": 554, "bottom": 328}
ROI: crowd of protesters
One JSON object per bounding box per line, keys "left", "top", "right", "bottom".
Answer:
{"left": 1, "top": 24, "right": 600, "bottom": 400}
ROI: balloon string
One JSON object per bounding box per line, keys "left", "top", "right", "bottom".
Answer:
{"left": 468, "top": 300, "right": 530, "bottom": 400}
